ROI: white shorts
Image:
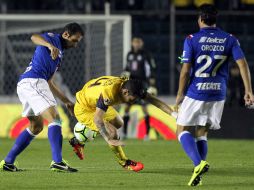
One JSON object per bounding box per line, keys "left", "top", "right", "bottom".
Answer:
{"left": 17, "top": 78, "right": 57, "bottom": 117}
{"left": 177, "top": 96, "right": 225, "bottom": 130}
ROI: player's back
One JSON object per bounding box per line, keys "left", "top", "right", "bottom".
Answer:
{"left": 76, "top": 76, "right": 126, "bottom": 110}
{"left": 183, "top": 27, "right": 245, "bottom": 101}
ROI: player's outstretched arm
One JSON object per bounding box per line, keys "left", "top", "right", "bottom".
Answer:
{"left": 236, "top": 58, "right": 254, "bottom": 106}
{"left": 94, "top": 108, "right": 124, "bottom": 146}
{"left": 31, "top": 34, "right": 59, "bottom": 60}
{"left": 48, "top": 75, "right": 74, "bottom": 115}
{"left": 144, "top": 93, "right": 177, "bottom": 118}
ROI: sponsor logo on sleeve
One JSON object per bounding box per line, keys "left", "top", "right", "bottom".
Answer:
{"left": 47, "top": 33, "right": 55, "bottom": 37}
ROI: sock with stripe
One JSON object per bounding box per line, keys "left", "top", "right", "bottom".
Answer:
{"left": 109, "top": 145, "right": 128, "bottom": 166}
{"left": 5, "top": 128, "right": 35, "bottom": 164}
{"left": 196, "top": 136, "right": 208, "bottom": 160}
{"left": 48, "top": 122, "right": 63, "bottom": 163}
{"left": 178, "top": 131, "right": 201, "bottom": 166}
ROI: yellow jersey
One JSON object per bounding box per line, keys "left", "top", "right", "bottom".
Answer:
{"left": 76, "top": 76, "right": 127, "bottom": 111}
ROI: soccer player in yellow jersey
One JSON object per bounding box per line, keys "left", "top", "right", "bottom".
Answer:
{"left": 69, "top": 76, "right": 177, "bottom": 172}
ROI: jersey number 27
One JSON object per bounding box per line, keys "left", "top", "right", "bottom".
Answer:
{"left": 195, "top": 55, "right": 227, "bottom": 78}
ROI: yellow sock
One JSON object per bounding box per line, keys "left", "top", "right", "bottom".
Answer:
{"left": 109, "top": 145, "right": 128, "bottom": 166}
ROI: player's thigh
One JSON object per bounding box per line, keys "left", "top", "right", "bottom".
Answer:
{"left": 109, "top": 114, "right": 123, "bottom": 129}
{"left": 41, "top": 106, "right": 60, "bottom": 123}
{"left": 74, "top": 103, "right": 98, "bottom": 131}
{"left": 195, "top": 125, "right": 209, "bottom": 137}
{"left": 17, "top": 78, "right": 57, "bottom": 117}
{"left": 107, "top": 107, "right": 123, "bottom": 129}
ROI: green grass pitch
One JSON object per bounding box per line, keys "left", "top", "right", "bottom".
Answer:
{"left": 0, "top": 138, "right": 254, "bottom": 190}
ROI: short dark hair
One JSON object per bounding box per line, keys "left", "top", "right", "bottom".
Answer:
{"left": 198, "top": 4, "right": 218, "bottom": 26}
{"left": 63, "top": 22, "right": 84, "bottom": 36}
{"left": 122, "top": 79, "right": 147, "bottom": 99}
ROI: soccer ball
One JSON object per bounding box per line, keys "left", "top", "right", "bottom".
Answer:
{"left": 74, "top": 122, "right": 97, "bottom": 144}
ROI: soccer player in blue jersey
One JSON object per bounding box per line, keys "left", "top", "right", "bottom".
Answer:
{"left": 0, "top": 23, "right": 84, "bottom": 172}
{"left": 175, "top": 4, "right": 254, "bottom": 186}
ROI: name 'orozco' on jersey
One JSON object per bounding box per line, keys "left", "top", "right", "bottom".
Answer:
{"left": 19, "top": 33, "right": 64, "bottom": 81}
{"left": 182, "top": 27, "right": 245, "bottom": 101}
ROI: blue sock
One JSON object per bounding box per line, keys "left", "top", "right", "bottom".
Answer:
{"left": 178, "top": 131, "right": 201, "bottom": 166}
{"left": 48, "top": 123, "right": 62, "bottom": 163}
{"left": 5, "top": 128, "right": 35, "bottom": 164}
{"left": 196, "top": 136, "right": 208, "bottom": 160}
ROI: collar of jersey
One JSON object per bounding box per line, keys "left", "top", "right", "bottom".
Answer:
{"left": 200, "top": 27, "right": 219, "bottom": 31}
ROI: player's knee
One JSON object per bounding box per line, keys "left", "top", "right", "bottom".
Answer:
{"left": 117, "top": 118, "right": 124, "bottom": 128}
{"left": 47, "top": 114, "right": 61, "bottom": 124}
{"left": 29, "top": 122, "right": 44, "bottom": 135}
{"left": 28, "top": 116, "right": 44, "bottom": 135}
{"left": 176, "top": 125, "right": 190, "bottom": 137}
{"left": 111, "top": 129, "right": 120, "bottom": 140}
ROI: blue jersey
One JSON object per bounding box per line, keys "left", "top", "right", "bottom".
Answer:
{"left": 19, "top": 33, "right": 64, "bottom": 81}
{"left": 182, "top": 27, "right": 245, "bottom": 101}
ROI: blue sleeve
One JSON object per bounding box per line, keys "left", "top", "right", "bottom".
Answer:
{"left": 40, "top": 33, "right": 58, "bottom": 47}
{"left": 182, "top": 37, "right": 193, "bottom": 64}
{"left": 231, "top": 36, "right": 245, "bottom": 61}
{"left": 40, "top": 33, "right": 51, "bottom": 42}
{"left": 96, "top": 94, "right": 108, "bottom": 112}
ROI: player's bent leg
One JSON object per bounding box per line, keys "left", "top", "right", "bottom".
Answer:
{"left": 108, "top": 145, "right": 144, "bottom": 172}
{"left": 70, "top": 122, "right": 99, "bottom": 160}
{"left": 107, "top": 130, "right": 144, "bottom": 172}
{"left": 188, "top": 160, "right": 209, "bottom": 186}
{"left": 42, "top": 106, "right": 78, "bottom": 172}
{"left": 195, "top": 126, "right": 208, "bottom": 161}
{"left": 107, "top": 120, "right": 144, "bottom": 172}
{"left": 28, "top": 116, "right": 44, "bottom": 135}
{"left": 109, "top": 114, "right": 124, "bottom": 130}
{"left": 177, "top": 126, "right": 202, "bottom": 167}
{"left": 1, "top": 117, "right": 42, "bottom": 172}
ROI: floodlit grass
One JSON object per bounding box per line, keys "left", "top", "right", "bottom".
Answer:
{"left": 0, "top": 138, "right": 254, "bottom": 190}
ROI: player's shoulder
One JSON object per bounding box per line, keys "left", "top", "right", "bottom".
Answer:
{"left": 44, "top": 32, "right": 60, "bottom": 38}
{"left": 185, "top": 34, "right": 195, "bottom": 40}
{"left": 42, "top": 32, "right": 61, "bottom": 43}
{"left": 219, "top": 29, "right": 240, "bottom": 45}
{"left": 184, "top": 32, "right": 200, "bottom": 43}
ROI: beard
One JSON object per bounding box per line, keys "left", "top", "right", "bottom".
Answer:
{"left": 61, "top": 37, "right": 71, "bottom": 49}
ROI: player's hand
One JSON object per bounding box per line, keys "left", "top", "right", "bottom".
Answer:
{"left": 107, "top": 139, "right": 125, "bottom": 146}
{"left": 244, "top": 92, "right": 254, "bottom": 107}
{"left": 120, "top": 71, "right": 130, "bottom": 78}
{"left": 65, "top": 101, "right": 74, "bottom": 116}
{"left": 171, "top": 111, "right": 178, "bottom": 119}
{"left": 48, "top": 44, "right": 60, "bottom": 60}
{"left": 147, "top": 86, "right": 158, "bottom": 96}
